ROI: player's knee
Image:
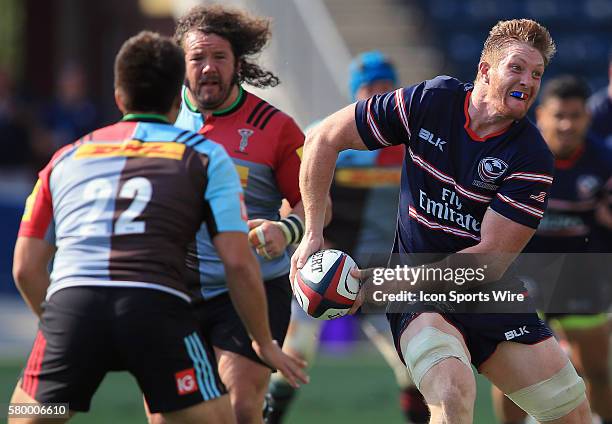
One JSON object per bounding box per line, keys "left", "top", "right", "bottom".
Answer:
{"left": 231, "top": 395, "right": 262, "bottom": 423}
{"left": 227, "top": 381, "right": 266, "bottom": 423}
{"left": 147, "top": 412, "right": 167, "bottom": 424}
{"left": 401, "top": 326, "right": 471, "bottom": 391}
{"left": 507, "top": 362, "right": 586, "bottom": 422}
{"left": 437, "top": 368, "right": 476, "bottom": 407}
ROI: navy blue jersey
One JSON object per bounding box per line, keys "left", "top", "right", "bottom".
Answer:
{"left": 526, "top": 140, "right": 612, "bottom": 253}
{"left": 355, "top": 76, "right": 554, "bottom": 255}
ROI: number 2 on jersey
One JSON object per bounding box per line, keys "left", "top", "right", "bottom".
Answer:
{"left": 80, "top": 177, "right": 152, "bottom": 236}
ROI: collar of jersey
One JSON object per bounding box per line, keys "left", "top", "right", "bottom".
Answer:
{"left": 555, "top": 144, "right": 585, "bottom": 170}
{"left": 463, "top": 91, "right": 513, "bottom": 142}
{"left": 183, "top": 85, "right": 246, "bottom": 117}
{"left": 121, "top": 113, "right": 169, "bottom": 123}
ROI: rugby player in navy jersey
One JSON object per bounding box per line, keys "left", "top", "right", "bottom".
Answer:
{"left": 292, "top": 19, "right": 592, "bottom": 423}
{"left": 267, "top": 51, "right": 428, "bottom": 424}
{"left": 492, "top": 76, "right": 612, "bottom": 424}
{"left": 8, "top": 31, "right": 305, "bottom": 424}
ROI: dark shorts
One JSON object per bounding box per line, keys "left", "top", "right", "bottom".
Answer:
{"left": 388, "top": 312, "right": 554, "bottom": 370}
{"left": 20, "top": 286, "right": 225, "bottom": 413}
{"left": 194, "top": 274, "right": 292, "bottom": 368}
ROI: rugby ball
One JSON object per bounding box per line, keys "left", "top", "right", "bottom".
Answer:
{"left": 293, "top": 249, "right": 360, "bottom": 320}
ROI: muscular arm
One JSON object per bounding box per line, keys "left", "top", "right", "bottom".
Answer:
{"left": 291, "top": 104, "right": 367, "bottom": 281}
{"left": 214, "top": 231, "right": 308, "bottom": 386}
{"left": 456, "top": 208, "right": 536, "bottom": 281}
{"left": 300, "top": 104, "right": 367, "bottom": 237}
{"left": 288, "top": 198, "right": 332, "bottom": 228}
{"left": 402, "top": 209, "right": 535, "bottom": 290}
{"left": 350, "top": 208, "right": 537, "bottom": 313}
{"left": 13, "top": 237, "right": 55, "bottom": 317}
{"left": 247, "top": 194, "right": 331, "bottom": 260}
{"left": 213, "top": 231, "right": 273, "bottom": 345}
{"left": 288, "top": 200, "right": 305, "bottom": 222}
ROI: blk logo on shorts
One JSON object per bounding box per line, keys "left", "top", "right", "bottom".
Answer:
{"left": 175, "top": 368, "right": 198, "bottom": 395}
{"left": 504, "top": 326, "right": 530, "bottom": 340}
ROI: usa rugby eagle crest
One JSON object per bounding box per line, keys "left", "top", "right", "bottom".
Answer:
{"left": 478, "top": 157, "right": 508, "bottom": 183}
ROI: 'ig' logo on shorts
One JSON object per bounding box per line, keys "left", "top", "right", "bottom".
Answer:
{"left": 175, "top": 368, "right": 198, "bottom": 395}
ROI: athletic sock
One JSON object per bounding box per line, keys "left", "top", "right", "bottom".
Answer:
{"left": 400, "top": 387, "right": 430, "bottom": 423}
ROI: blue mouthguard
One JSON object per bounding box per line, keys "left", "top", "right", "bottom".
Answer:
{"left": 510, "top": 91, "right": 528, "bottom": 99}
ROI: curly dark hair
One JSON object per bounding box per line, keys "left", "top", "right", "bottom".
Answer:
{"left": 174, "top": 4, "right": 279, "bottom": 88}
{"left": 115, "top": 31, "right": 185, "bottom": 113}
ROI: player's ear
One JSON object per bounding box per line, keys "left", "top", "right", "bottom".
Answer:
{"left": 478, "top": 62, "right": 490, "bottom": 84}
{"left": 115, "top": 88, "right": 127, "bottom": 114}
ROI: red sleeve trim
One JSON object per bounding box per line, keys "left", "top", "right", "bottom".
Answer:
{"left": 16, "top": 143, "right": 77, "bottom": 239}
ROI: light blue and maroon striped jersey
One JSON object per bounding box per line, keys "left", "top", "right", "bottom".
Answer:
{"left": 18, "top": 117, "right": 246, "bottom": 302}
{"left": 355, "top": 76, "right": 554, "bottom": 255}
{"left": 176, "top": 86, "right": 303, "bottom": 299}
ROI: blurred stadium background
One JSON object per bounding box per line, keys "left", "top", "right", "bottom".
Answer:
{"left": 1, "top": 0, "right": 611, "bottom": 422}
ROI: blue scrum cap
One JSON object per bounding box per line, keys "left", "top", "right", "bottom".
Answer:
{"left": 349, "top": 50, "right": 398, "bottom": 100}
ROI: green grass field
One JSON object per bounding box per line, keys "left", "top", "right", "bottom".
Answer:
{"left": 0, "top": 346, "right": 496, "bottom": 423}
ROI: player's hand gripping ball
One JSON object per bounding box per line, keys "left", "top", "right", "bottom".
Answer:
{"left": 293, "top": 249, "right": 360, "bottom": 320}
